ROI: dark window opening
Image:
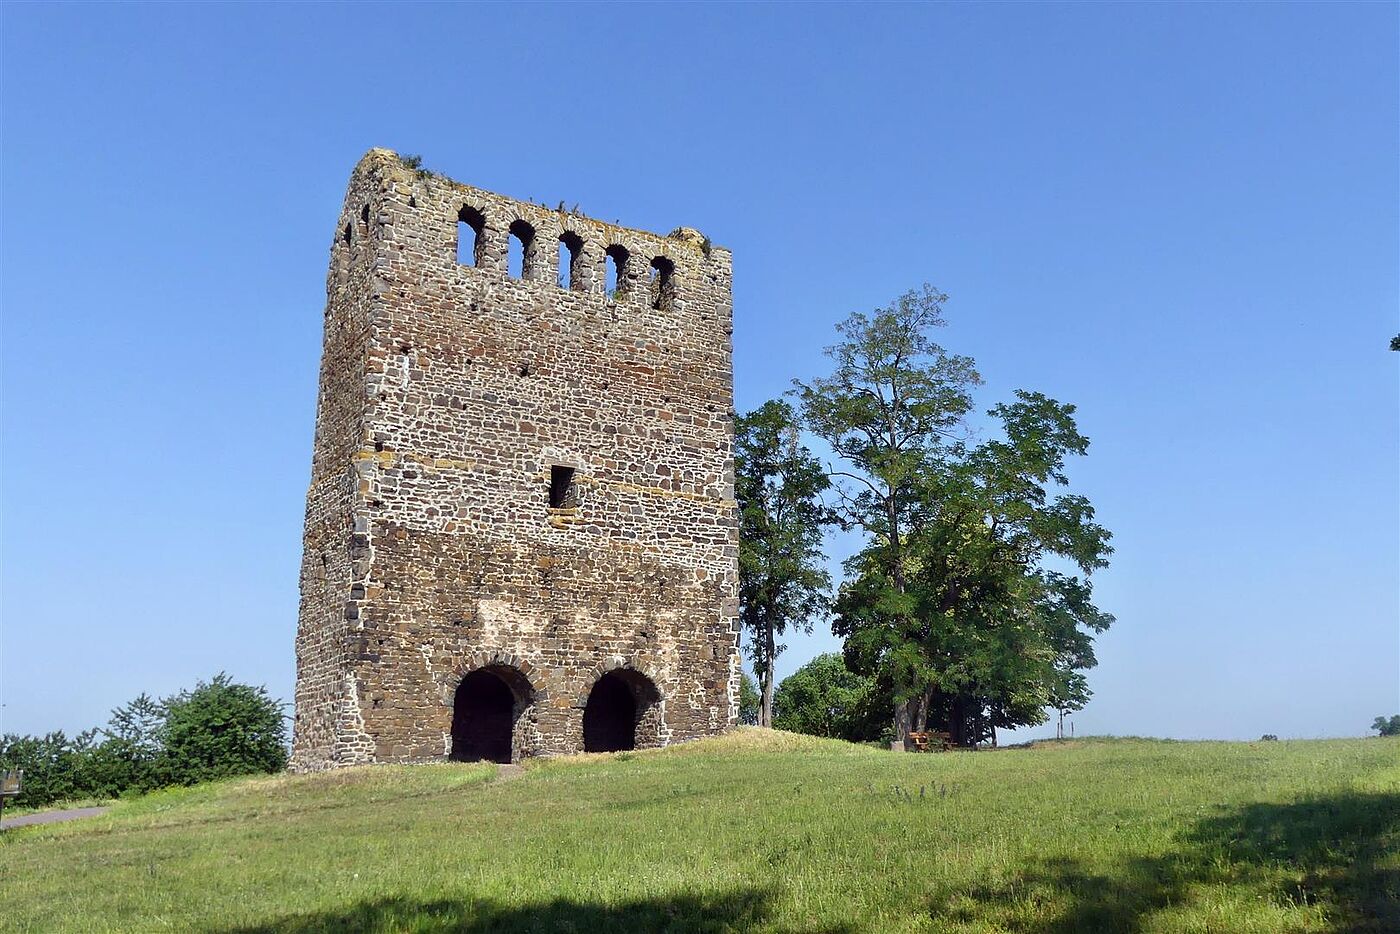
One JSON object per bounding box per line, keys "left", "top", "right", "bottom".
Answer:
{"left": 508, "top": 219, "right": 535, "bottom": 279}
{"left": 450, "top": 669, "right": 516, "bottom": 764}
{"left": 648, "top": 256, "right": 675, "bottom": 310}
{"left": 457, "top": 206, "right": 485, "bottom": 267}
{"left": 605, "top": 244, "right": 628, "bottom": 298}
{"left": 549, "top": 466, "right": 577, "bottom": 509}
{"left": 342, "top": 222, "right": 353, "bottom": 246}
{"left": 360, "top": 204, "right": 370, "bottom": 227}
{"left": 558, "top": 232, "right": 583, "bottom": 290}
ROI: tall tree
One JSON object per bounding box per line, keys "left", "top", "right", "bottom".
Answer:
{"left": 793, "top": 285, "right": 980, "bottom": 744}
{"left": 834, "top": 391, "right": 1113, "bottom": 746}
{"left": 735, "top": 399, "right": 831, "bottom": 727}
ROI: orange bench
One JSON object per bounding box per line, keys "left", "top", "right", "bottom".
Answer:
{"left": 907, "top": 731, "right": 952, "bottom": 752}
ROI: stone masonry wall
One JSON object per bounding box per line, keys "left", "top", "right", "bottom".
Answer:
{"left": 292, "top": 149, "right": 740, "bottom": 768}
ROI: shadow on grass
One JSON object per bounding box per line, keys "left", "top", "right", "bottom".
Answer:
{"left": 222, "top": 887, "right": 854, "bottom": 934}
{"left": 935, "top": 790, "right": 1400, "bottom": 933}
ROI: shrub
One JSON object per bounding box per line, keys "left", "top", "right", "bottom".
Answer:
{"left": 0, "top": 675, "right": 288, "bottom": 808}
{"left": 773, "top": 654, "right": 885, "bottom": 742}
{"left": 738, "top": 672, "right": 761, "bottom": 726}
{"left": 158, "top": 674, "right": 288, "bottom": 785}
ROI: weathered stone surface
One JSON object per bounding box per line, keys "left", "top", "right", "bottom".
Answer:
{"left": 291, "top": 149, "right": 740, "bottom": 770}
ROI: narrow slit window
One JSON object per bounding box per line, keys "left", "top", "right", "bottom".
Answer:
{"left": 558, "top": 232, "right": 583, "bottom": 290}
{"left": 648, "top": 256, "right": 675, "bottom": 310}
{"left": 508, "top": 220, "right": 535, "bottom": 280}
{"left": 605, "top": 244, "right": 628, "bottom": 298}
{"left": 549, "top": 466, "right": 577, "bottom": 509}
{"left": 457, "top": 206, "right": 485, "bottom": 267}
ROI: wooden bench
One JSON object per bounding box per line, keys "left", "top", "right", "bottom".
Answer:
{"left": 907, "top": 731, "right": 953, "bottom": 752}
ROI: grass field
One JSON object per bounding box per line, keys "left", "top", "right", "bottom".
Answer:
{"left": 1, "top": 730, "right": 1396, "bottom": 933}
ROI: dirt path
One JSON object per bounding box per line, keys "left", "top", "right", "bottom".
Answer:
{"left": 1, "top": 806, "right": 109, "bottom": 830}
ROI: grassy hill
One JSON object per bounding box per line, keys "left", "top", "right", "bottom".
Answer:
{"left": 1, "top": 730, "right": 1396, "bottom": 933}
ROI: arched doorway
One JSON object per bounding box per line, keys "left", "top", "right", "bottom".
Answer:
{"left": 582, "top": 669, "right": 660, "bottom": 753}
{"left": 451, "top": 666, "right": 530, "bottom": 763}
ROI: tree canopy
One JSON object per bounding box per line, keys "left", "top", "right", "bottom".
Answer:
{"left": 793, "top": 284, "right": 982, "bottom": 742}
{"left": 796, "top": 286, "right": 1113, "bottom": 746}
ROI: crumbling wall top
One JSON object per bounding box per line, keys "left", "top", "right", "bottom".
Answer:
{"left": 349, "top": 148, "right": 728, "bottom": 258}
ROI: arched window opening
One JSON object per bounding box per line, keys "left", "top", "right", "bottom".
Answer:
{"left": 360, "top": 203, "right": 370, "bottom": 230}
{"left": 457, "top": 206, "right": 485, "bottom": 267}
{"left": 582, "top": 669, "right": 660, "bottom": 753}
{"left": 342, "top": 222, "right": 353, "bottom": 247}
{"left": 605, "top": 245, "right": 629, "bottom": 299}
{"left": 648, "top": 256, "right": 675, "bottom": 310}
{"left": 450, "top": 666, "right": 531, "bottom": 764}
{"left": 558, "top": 232, "right": 583, "bottom": 290}
{"left": 508, "top": 219, "right": 535, "bottom": 280}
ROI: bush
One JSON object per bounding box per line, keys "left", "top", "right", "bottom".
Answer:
{"left": 0, "top": 675, "right": 287, "bottom": 809}
{"left": 158, "top": 674, "right": 288, "bottom": 785}
{"left": 773, "top": 654, "right": 885, "bottom": 742}
{"left": 1260, "top": 734, "right": 1279, "bottom": 742}
{"left": 0, "top": 731, "right": 95, "bottom": 808}
{"left": 738, "top": 672, "right": 761, "bottom": 726}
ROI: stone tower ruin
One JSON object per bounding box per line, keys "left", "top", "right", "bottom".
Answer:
{"left": 292, "top": 149, "right": 740, "bottom": 770}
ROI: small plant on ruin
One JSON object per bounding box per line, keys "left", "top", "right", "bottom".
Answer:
{"left": 398, "top": 153, "right": 433, "bottom": 180}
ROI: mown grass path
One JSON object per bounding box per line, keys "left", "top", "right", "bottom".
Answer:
{"left": 1, "top": 731, "right": 1396, "bottom": 932}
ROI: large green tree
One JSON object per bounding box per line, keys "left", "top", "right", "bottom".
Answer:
{"left": 798, "top": 286, "right": 1113, "bottom": 746}
{"left": 832, "top": 390, "right": 1114, "bottom": 746}
{"left": 793, "top": 285, "right": 980, "bottom": 743}
{"left": 735, "top": 399, "right": 832, "bottom": 727}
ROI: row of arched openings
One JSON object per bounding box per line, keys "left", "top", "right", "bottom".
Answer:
{"left": 448, "top": 665, "right": 660, "bottom": 764}
{"left": 457, "top": 207, "right": 675, "bottom": 309}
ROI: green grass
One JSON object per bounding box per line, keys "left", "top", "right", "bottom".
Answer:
{"left": 1, "top": 731, "right": 1396, "bottom": 933}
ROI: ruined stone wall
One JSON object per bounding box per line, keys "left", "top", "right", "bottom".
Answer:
{"left": 292, "top": 172, "right": 381, "bottom": 770}
{"left": 292, "top": 149, "right": 740, "bottom": 768}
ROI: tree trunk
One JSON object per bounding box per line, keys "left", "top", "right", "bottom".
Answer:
{"left": 886, "top": 487, "right": 915, "bottom": 747}
{"left": 759, "top": 620, "right": 776, "bottom": 728}
{"left": 893, "top": 698, "right": 914, "bottom": 751}
{"left": 948, "top": 694, "right": 970, "bottom": 748}
{"left": 913, "top": 688, "right": 931, "bottom": 732}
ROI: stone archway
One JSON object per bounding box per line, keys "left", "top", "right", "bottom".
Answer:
{"left": 450, "top": 665, "right": 533, "bottom": 763}
{"left": 582, "top": 668, "right": 662, "bottom": 753}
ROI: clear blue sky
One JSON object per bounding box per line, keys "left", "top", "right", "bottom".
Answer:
{"left": 2, "top": 3, "right": 1396, "bottom": 743}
